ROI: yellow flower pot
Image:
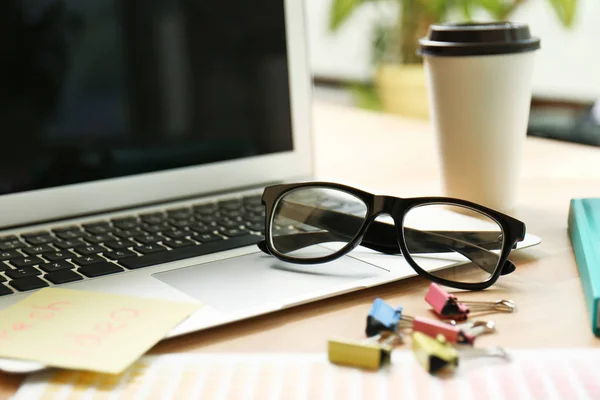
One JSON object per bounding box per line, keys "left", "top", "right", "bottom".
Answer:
{"left": 375, "top": 63, "right": 430, "bottom": 120}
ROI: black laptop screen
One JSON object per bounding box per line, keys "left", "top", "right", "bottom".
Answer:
{"left": 0, "top": 0, "right": 294, "bottom": 195}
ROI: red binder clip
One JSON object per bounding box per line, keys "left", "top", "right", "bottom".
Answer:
{"left": 425, "top": 283, "right": 516, "bottom": 321}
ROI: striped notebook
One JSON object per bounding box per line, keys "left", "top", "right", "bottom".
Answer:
{"left": 13, "top": 350, "right": 600, "bottom": 400}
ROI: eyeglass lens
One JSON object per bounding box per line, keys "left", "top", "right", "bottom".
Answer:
{"left": 403, "top": 204, "right": 505, "bottom": 284}
{"left": 270, "top": 187, "right": 368, "bottom": 259}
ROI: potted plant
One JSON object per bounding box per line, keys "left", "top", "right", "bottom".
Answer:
{"left": 328, "top": 0, "right": 578, "bottom": 119}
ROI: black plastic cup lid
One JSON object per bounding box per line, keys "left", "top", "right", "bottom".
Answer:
{"left": 418, "top": 22, "right": 540, "bottom": 57}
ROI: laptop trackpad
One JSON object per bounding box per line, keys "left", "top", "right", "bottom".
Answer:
{"left": 153, "top": 251, "right": 388, "bottom": 313}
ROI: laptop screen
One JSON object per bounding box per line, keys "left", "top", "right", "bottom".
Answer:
{"left": 0, "top": 0, "right": 294, "bottom": 196}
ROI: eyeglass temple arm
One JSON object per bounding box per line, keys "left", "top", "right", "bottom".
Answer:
{"left": 259, "top": 203, "right": 516, "bottom": 275}
{"left": 258, "top": 226, "right": 515, "bottom": 276}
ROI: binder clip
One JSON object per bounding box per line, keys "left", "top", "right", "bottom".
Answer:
{"left": 328, "top": 332, "right": 399, "bottom": 371}
{"left": 425, "top": 283, "right": 516, "bottom": 320}
{"left": 365, "top": 298, "right": 490, "bottom": 345}
{"left": 399, "top": 315, "right": 477, "bottom": 345}
{"left": 412, "top": 331, "right": 509, "bottom": 375}
{"left": 411, "top": 331, "right": 459, "bottom": 374}
{"left": 365, "top": 298, "right": 403, "bottom": 337}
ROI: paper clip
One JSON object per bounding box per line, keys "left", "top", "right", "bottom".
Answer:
{"left": 365, "top": 298, "right": 403, "bottom": 337}
{"left": 457, "top": 320, "right": 497, "bottom": 344}
{"left": 328, "top": 332, "right": 398, "bottom": 370}
{"left": 425, "top": 283, "right": 516, "bottom": 320}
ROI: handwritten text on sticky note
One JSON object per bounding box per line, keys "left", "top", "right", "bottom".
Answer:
{"left": 0, "top": 288, "right": 200, "bottom": 374}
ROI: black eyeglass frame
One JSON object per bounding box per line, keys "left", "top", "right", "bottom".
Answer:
{"left": 261, "top": 181, "right": 526, "bottom": 291}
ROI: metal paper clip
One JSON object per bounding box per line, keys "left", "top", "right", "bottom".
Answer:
{"left": 425, "top": 283, "right": 516, "bottom": 320}
{"left": 459, "top": 300, "right": 516, "bottom": 313}
{"left": 455, "top": 320, "right": 496, "bottom": 345}
{"left": 328, "top": 332, "right": 398, "bottom": 370}
{"left": 365, "top": 298, "right": 403, "bottom": 337}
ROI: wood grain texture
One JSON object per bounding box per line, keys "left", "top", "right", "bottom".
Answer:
{"left": 2, "top": 101, "right": 599, "bottom": 398}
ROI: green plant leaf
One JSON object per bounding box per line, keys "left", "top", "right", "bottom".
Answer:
{"left": 547, "top": 0, "right": 577, "bottom": 27}
{"left": 329, "top": 0, "right": 364, "bottom": 31}
{"left": 346, "top": 83, "right": 382, "bottom": 111}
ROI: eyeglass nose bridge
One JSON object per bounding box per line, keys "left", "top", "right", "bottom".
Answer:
{"left": 373, "top": 195, "right": 402, "bottom": 215}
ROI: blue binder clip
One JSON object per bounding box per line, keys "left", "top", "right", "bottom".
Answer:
{"left": 365, "top": 298, "right": 403, "bottom": 337}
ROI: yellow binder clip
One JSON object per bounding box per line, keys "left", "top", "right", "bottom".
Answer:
{"left": 411, "top": 331, "right": 459, "bottom": 374}
{"left": 328, "top": 333, "right": 399, "bottom": 370}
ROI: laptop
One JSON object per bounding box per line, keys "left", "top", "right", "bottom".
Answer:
{"left": 0, "top": 0, "right": 540, "bottom": 373}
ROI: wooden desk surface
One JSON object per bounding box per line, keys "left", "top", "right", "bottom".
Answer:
{"left": 2, "top": 101, "right": 600, "bottom": 397}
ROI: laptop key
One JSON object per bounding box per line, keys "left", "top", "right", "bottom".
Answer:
{"left": 104, "top": 250, "right": 137, "bottom": 260}
{"left": 6, "top": 267, "right": 41, "bottom": 280}
{"left": 0, "top": 250, "right": 21, "bottom": 261}
{"left": 45, "top": 270, "right": 83, "bottom": 284}
{"left": 141, "top": 223, "right": 170, "bottom": 234}
{"left": 163, "top": 239, "right": 194, "bottom": 249}
{"left": 39, "top": 261, "right": 74, "bottom": 273}
{"left": 85, "top": 225, "right": 116, "bottom": 235}
{"left": 0, "top": 263, "right": 10, "bottom": 272}
{"left": 78, "top": 262, "right": 123, "bottom": 278}
{"left": 112, "top": 219, "right": 140, "bottom": 230}
{"left": 243, "top": 195, "right": 262, "bottom": 205}
{"left": 11, "top": 256, "right": 43, "bottom": 268}
{"left": 22, "top": 245, "right": 55, "bottom": 255}
{"left": 0, "top": 235, "right": 18, "bottom": 242}
{"left": 140, "top": 213, "right": 165, "bottom": 225}
{"left": 134, "top": 234, "right": 161, "bottom": 245}
{"left": 190, "top": 223, "right": 217, "bottom": 234}
{"left": 54, "top": 230, "right": 86, "bottom": 240}
{"left": 55, "top": 238, "right": 88, "bottom": 249}
{"left": 0, "top": 283, "right": 12, "bottom": 296}
{"left": 121, "top": 234, "right": 262, "bottom": 270}
{"left": 134, "top": 244, "right": 167, "bottom": 254}
{"left": 10, "top": 276, "right": 49, "bottom": 292}
{"left": 86, "top": 234, "right": 114, "bottom": 244}
{"left": 45, "top": 250, "right": 77, "bottom": 261}
{"left": 0, "top": 274, "right": 5, "bottom": 282}
{"left": 163, "top": 229, "right": 190, "bottom": 240}
{"left": 218, "top": 220, "right": 242, "bottom": 229}
{"left": 72, "top": 255, "right": 105, "bottom": 266}
{"left": 220, "top": 228, "right": 248, "bottom": 238}
{"left": 113, "top": 228, "right": 143, "bottom": 239}
{"left": 105, "top": 240, "right": 135, "bottom": 250}
{"left": 168, "top": 211, "right": 193, "bottom": 220}
{"left": 0, "top": 240, "right": 26, "bottom": 250}
{"left": 168, "top": 219, "right": 194, "bottom": 228}
{"left": 196, "top": 214, "right": 221, "bottom": 224}
{"left": 25, "top": 235, "right": 54, "bottom": 245}
{"left": 245, "top": 222, "right": 265, "bottom": 233}
{"left": 74, "top": 245, "right": 104, "bottom": 255}
{"left": 191, "top": 232, "right": 223, "bottom": 243}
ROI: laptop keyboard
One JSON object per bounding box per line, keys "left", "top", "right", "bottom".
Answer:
{"left": 0, "top": 195, "right": 266, "bottom": 296}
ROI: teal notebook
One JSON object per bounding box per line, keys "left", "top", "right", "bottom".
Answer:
{"left": 568, "top": 198, "right": 600, "bottom": 337}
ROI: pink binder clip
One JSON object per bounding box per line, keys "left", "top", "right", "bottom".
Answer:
{"left": 398, "top": 315, "right": 474, "bottom": 344}
{"left": 425, "top": 283, "right": 516, "bottom": 321}
{"left": 425, "top": 283, "right": 469, "bottom": 320}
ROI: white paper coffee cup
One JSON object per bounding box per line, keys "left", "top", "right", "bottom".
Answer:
{"left": 419, "top": 22, "right": 540, "bottom": 214}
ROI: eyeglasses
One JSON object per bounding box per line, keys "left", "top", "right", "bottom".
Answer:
{"left": 257, "top": 182, "right": 526, "bottom": 291}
